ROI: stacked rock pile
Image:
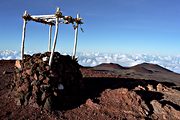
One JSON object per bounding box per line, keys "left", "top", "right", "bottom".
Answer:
{"left": 14, "top": 52, "right": 82, "bottom": 110}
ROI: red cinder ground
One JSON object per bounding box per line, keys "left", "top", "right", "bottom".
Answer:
{"left": 0, "top": 60, "right": 180, "bottom": 120}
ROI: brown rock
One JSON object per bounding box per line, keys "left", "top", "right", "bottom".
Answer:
{"left": 44, "top": 97, "right": 52, "bottom": 110}
{"left": 43, "top": 77, "right": 49, "bottom": 84}
{"left": 41, "top": 92, "right": 46, "bottom": 101}
{"left": 3, "top": 71, "right": 7, "bottom": 75}
{"left": 15, "top": 60, "right": 21, "bottom": 69}
{"left": 21, "top": 71, "right": 27, "bottom": 78}
{"left": 20, "top": 83, "right": 29, "bottom": 93}
{"left": 53, "top": 92, "right": 58, "bottom": 96}
{"left": 26, "top": 69, "right": 31, "bottom": 75}
{"left": 134, "top": 85, "right": 146, "bottom": 91}
{"left": 157, "top": 83, "right": 168, "bottom": 92}
{"left": 147, "top": 84, "right": 155, "bottom": 91}
{"left": 151, "top": 100, "right": 180, "bottom": 120}
{"left": 85, "top": 99, "right": 100, "bottom": 109}
{"left": 45, "top": 66, "right": 50, "bottom": 71}
{"left": 99, "top": 88, "right": 150, "bottom": 117}
{"left": 15, "top": 97, "right": 22, "bottom": 106}
{"left": 34, "top": 73, "right": 38, "bottom": 80}
{"left": 32, "top": 85, "right": 38, "bottom": 93}
{"left": 39, "top": 74, "right": 44, "bottom": 81}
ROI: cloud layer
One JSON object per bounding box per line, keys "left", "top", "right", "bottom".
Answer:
{"left": 1, "top": 50, "right": 180, "bottom": 74}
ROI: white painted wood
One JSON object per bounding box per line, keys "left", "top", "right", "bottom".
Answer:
{"left": 21, "top": 11, "right": 28, "bottom": 60}
{"left": 47, "top": 18, "right": 64, "bottom": 22}
{"left": 72, "top": 13, "right": 79, "bottom": 60}
{"left": 49, "top": 17, "right": 59, "bottom": 66}
{"left": 30, "top": 16, "right": 64, "bottom": 25}
{"left": 31, "top": 14, "right": 55, "bottom": 18}
{"left": 48, "top": 25, "right": 52, "bottom": 52}
{"left": 20, "top": 8, "right": 83, "bottom": 64}
{"left": 46, "top": 18, "right": 56, "bottom": 22}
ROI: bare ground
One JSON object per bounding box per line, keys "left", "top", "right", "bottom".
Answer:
{"left": 0, "top": 60, "right": 180, "bottom": 120}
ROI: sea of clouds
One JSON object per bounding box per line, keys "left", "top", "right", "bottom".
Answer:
{"left": 0, "top": 50, "right": 180, "bottom": 74}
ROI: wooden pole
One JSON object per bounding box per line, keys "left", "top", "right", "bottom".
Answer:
{"left": 49, "top": 17, "right": 59, "bottom": 66}
{"left": 21, "top": 11, "right": 28, "bottom": 60}
{"left": 48, "top": 25, "right": 52, "bottom": 52}
{"left": 72, "top": 13, "right": 79, "bottom": 60}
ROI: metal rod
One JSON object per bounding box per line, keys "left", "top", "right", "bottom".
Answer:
{"left": 72, "top": 13, "right": 79, "bottom": 60}
{"left": 21, "top": 11, "right": 28, "bottom": 60}
{"left": 49, "top": 17, "right": 59, "bottom": 66}
{"left": 48, "top": 25, "right": 52, "bottom": 52}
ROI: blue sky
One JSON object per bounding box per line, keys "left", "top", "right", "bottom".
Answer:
{"left": 0, "top": 0, "right": 180, "bottom": 55}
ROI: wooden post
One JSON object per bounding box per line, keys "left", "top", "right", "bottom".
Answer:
{"left": 72, "top": 13, "right": 79, "bottom": 60}
{"left": 49, "top": 17, "right": 59, "bottom": 66}
{"left": 48, "top": 25, "right": 52, "bottom": 52}
{"left": 21, "top": 11, "right": 28, "bottom": 60}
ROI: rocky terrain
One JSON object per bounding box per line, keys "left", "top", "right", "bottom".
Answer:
{"left": 0, "top": 60, "right": 180, "bottom": 120}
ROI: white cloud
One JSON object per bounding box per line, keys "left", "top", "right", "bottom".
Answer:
{"left": 0, "top": 50, "right": 180, "bottom": 74}
{"left": 77, "top": 52, "right": 180, "bottom": 74}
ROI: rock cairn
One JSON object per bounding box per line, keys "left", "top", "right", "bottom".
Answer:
{"left": 14, "top": 52, "right": 82, "bottom": 110}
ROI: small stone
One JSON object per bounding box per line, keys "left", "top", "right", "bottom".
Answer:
{"left": 34, "top": 74, "right": 38, "bottom": 80}
{"left": 41, "top": 92, "right": 46, "bottom": 101}
{"left": 147, "top": 84, "right": 155, "bottom": 91}
{"left": 134, "top": 85, "right": 146, "bottom": 91}
{"left": 16, "top": 99, "right": 21, "bottom": 106}
{"left": 43, "top": 77, "right": 49, "bottom": 84}
{"left": 42, "top": 57, "right": 48, "bottom": 62}
{"left": 21, "top": 71, "right": 27, "bottom": 78}
{"left": 58, "top": 84, "right": 64, "bottom": 90}
{"left": 156, "top": 83, "right": 168, "bottom": 92}
{"left": 15, "top": 60, "right": 21, "bottom": 69}
{"left": 53, "top": 92, "right": 57, "bottom": 96}
{"left": 24, "top": 92, "right": 31, "bottom": 105}
{"left": 26, "top": 69, "right": 31, "bottom": 75}
{"left": 21, "top": 85, "right": 29, "bottom": 93}
{"left": 45, "top": 66, "right": 50, "bottom": 71}
{"left": 39, "top": 75, "right": 44, "bottom": 81}
{"left": 3, "top": 71, "right": 7, "bottom": 75}
{"left": 40, "top": 85, "right": 50, "bottom": 92}
{"left": 32, "top": 85, "right": 38, "bottom": 93}
{"left": 44, "top": 97, "right": 52, "bottom": 110}
{"left": 17, "top": 86, "right": 22, "bottom": 92}
{"left": 85, "top": 99, "right": 99, "bottom": 109}
{"left": 31, "top": 80, "right": 36, "bottom": 86}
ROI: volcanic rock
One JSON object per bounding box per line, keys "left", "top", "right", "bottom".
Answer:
{"left": 99, "top": 88, "right": 150, "bottom": 118}
{"left": 13, "top": 52, "right": 82, "bottom": 110}
{"left": 151, "top": 100, "right": 180, "bottom": 120}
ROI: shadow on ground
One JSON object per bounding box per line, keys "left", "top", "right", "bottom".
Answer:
{"left": 54, "top": 77, "right": 177, "bottom": 111}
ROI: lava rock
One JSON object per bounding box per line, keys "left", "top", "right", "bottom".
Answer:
{"left": 14, "top": 52, "right": 82, "bottom": 110}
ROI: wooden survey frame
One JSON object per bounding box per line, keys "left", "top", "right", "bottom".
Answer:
{"left": 21, "top": 8, "right": 83, "bottom": 67}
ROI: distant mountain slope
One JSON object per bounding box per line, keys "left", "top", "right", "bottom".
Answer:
{"left": 131, "top": 63, "right": 173, "bottom": 73}
{"left": 93, "top": 63, "right": 126, "bottom": 71}
{"left": 91, "top": 62, "right": 180, "bottom": 86}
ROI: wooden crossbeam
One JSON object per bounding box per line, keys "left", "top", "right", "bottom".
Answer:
{"left": 31, "top": 14, "right": 55, "bottom": 18}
